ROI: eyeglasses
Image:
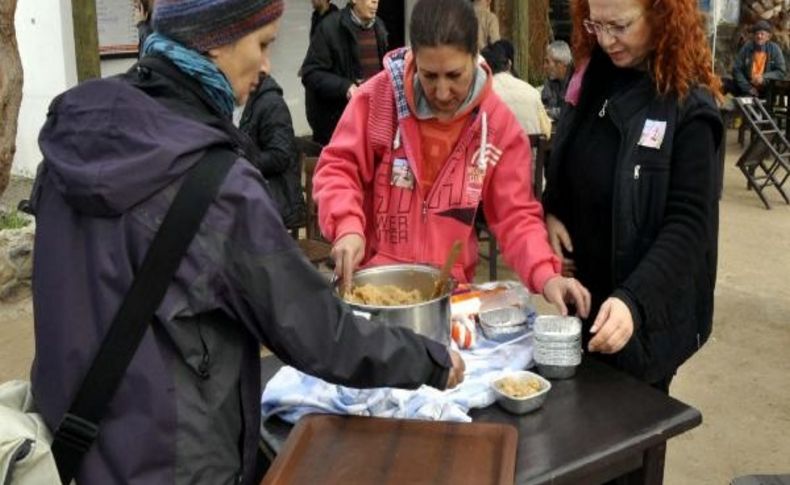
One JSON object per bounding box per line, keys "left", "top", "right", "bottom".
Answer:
{"left": 583, "top": 11, "right": 645, "bottom": 38}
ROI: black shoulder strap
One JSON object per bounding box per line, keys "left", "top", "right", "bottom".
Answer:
{"left": 51, "top": 146, "right": 237, "bottom": 484}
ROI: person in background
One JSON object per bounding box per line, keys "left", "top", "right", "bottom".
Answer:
{"left": 240, "top": 58, "right": 306, "bottom": 231}
{"left": 134, "top": 0, "right": 154, "bottom": 57}
{"left": 731, "top": 20, "right": 786, "bottom": 97}
{"left": 543, "top": 0, "right": 723, "bottom": 392}
{"left": 31, "top": 0, "right": 465, "bottom": 483}
{"left": 310, "top": 0, "right": 338, "bottom": 38}
{"left": 313, "top": 0, "right": 591, "bottom": 319}
{"left": 481, "top": 40, "right": 552, "bottom": 138}
{"left": 472, "top": 0, "right": 500, "bottom": 50}
{"left": 301, "top": 0, "right": 387, "bottom": 145}
{"left": 541, "top": 40, "right": 573, "bottom": 121}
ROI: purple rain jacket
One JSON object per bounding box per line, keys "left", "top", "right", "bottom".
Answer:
{"left": 29, "top": 58, "right": 452, "bottom": 485}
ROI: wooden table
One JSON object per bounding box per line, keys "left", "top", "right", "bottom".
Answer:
{"left": 260, "top": 356, "right": 701, "bottom": 485}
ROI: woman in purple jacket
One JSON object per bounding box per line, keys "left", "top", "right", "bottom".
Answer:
{"left": 30, "top": 1, "right": 464, "bottom": 483}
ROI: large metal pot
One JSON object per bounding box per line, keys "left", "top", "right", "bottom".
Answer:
{"left": 341, "top": 264, "right": 452, "bottom": 346}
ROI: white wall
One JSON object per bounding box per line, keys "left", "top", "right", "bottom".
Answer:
{"left": 12, "top": 0, "right": 78, "bottom": 177}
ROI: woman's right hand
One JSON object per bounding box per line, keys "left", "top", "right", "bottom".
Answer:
{"left": 332, "top": 233, "right": 365, "bottom": 293}
{"left": 546, "top": 214, "right": 576, "bottom": 277}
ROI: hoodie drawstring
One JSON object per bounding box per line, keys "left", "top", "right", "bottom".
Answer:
{"left": 478, "top": 112, "right": 488, "bottom": 171}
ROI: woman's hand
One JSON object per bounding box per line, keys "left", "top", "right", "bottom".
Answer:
{"left": 331, "top": 233, "right": 365, "bottom": 293}
{"left": 588, "top": 297, "right": 634, "bottom": 354}
{"left": 445, "top": 350, "right": 466, "bottom": 389}
{"left": 542, "top": 275, "right": 591, "bottom": 318}
{"left": 545, "top": 214, "right": 576, "bottom": 277}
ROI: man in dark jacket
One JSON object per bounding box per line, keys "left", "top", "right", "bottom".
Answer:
{"left": 732, "top": 20, "right": 787, "bottom": 97}
{"left": 240, "top": 71, "right": 306, "bottom": 230}
{"left": 310, "top": 0, "right": 338, "bottom": 38}
{"left": 541, "top": 40, "right": 573, "bottom": 122}
{"left": 301, "top": 0, "right": 387, "bottom": 145}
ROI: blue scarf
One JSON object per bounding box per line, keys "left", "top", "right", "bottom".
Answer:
{"left": 143, "top": 33, "right": 236, "bottom": 117}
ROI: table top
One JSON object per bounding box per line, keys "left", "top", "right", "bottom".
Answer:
{"left": 260, "top": 356, "right": 701, "bottom": 485}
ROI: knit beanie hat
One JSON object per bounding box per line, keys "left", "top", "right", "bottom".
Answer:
{"left": 152, "top": 0, "right": 284, "bottom": 52}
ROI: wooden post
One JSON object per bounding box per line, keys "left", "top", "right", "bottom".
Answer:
{"left": 0, "top": 0, "right": 23, "bottom": 197}
{"left": 71, "top": 0, "right": 101, "bottom": 82}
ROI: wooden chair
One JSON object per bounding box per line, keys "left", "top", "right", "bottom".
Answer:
{"left": 296, "top": 155, "right": 333, "bottom": 265}
{"left": 478, "top": 134, "right": 550, "bottom": 281}
{"left": 733, "top": 96, "right": 790, "bottom": 209}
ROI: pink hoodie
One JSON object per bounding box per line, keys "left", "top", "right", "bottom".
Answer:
{"left": 313, "top": 48, "right": 560, "bottom": 291}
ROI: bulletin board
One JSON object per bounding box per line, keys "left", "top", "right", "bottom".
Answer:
{"left": 96, "top": 0, "right": 139, "bottom": 57}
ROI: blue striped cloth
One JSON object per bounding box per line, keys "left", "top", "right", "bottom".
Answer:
{"left": 261, "top": 331, "right": 534, "bottom": 424}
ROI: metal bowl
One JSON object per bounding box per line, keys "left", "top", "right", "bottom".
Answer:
{"left": 491, "top": 371, "right": 551, "bottom": 415}
{"left": 341, "top": 264, "right": 452, "bottom": 346}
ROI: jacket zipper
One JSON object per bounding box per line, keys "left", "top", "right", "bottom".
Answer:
{"left": 606, "top": 97, "right": 626, "bottom": 288}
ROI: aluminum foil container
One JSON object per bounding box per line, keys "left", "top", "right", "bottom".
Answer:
{"left": 478, "top": 306, "right": 529, "bottom": 342}
{"left": 533, "top": 316, "right": 583, "bottom": 379}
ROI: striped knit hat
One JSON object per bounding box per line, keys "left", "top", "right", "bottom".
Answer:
{"left": 152, "top": 0, "right": 284, "bottom": 52}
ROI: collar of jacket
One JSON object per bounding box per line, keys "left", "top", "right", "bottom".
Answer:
{"left": 339, "top": 5, "right": 387, "bottom": 42}
{"left": 133, "top": 55, "right": 258, "bottom": 162}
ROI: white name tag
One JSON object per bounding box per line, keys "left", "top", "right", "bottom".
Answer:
{"left": 638, "top": 119, "right": 667, "bottom": 149}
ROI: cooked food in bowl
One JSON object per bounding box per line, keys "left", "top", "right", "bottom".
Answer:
{"left": 345, "top": 284, "right": 427, "bottom": 306}
{"left": 495, "top": 375, "right": 544, "bottom": 399}
{"left": 491, "top": 371, "right": 551, "bottom": 414}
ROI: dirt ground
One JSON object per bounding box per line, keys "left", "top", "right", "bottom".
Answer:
{"left": 1, "top": 131, "right": 788, "bottom": 483}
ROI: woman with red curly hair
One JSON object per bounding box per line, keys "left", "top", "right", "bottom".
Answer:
{"left": 542, "top": 0, "right": 723, "bottom": 392}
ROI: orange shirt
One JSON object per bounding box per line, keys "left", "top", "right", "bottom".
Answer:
{"left": 403, "top": 53, "right": 490, "bottom": 195}
{"left": 751, "top": 51, "right": 767, "bottom": 80}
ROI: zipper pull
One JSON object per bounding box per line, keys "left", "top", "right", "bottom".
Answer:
{"left": 634, "top": 164, "right": 641, "bottom": 180}
{"left": 599, "top": 99, "right": 608, "bottom": 118}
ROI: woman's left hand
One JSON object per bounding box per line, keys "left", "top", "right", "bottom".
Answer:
{"left": 542, "top": 276, "right": 591, "bottom": 318}
{"left": 588, "top": 297, "right": 634, "bottom": 354}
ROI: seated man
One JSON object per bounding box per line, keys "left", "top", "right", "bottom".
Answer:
{"left": 541, "top": 40, "right": 573, "bottom": 121}
{"left": 482, "top": 40, "right": 551, "bottom": 139}
{"left": 732, "top": 20, "right": 786, "bottom": 97}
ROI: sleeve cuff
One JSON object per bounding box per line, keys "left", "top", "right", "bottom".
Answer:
{"left": 613, "top": 287, "right": 643, "bottom": 332}
{"left": 530, "top": 260, "right": 560, "bottom": 294}
{"left": 334, "top": 217, "right": 365, "bottom": 243}
{"left": 421, "top": 337, "right": 452, "bottom": 390}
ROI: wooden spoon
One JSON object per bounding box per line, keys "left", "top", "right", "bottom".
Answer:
{"left": 432, "top": 240, "right": 463, "bottom": 299}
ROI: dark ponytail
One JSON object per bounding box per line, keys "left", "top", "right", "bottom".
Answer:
{"left": 409, "top": 0, "right": 478, "bottom": 55}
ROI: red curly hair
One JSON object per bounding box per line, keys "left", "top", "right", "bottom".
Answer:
{"left": 570, "top": 0, "right": 722, "bottom": 101}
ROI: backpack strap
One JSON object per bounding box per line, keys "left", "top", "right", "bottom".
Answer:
{"left": 50, "top": 145, "right": 237, "bottom": 484}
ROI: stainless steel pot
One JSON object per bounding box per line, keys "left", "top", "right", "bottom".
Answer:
{"left": 341, "top": 264, "right": 452, "bottom": 346}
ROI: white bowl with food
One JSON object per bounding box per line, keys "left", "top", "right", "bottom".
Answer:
{"left": 491, "top": 370, "right": 551, "bottom": 414}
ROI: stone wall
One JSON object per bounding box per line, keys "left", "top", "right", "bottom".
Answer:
{"left": 0, "top": 210, "right": 34, "bottom": 300}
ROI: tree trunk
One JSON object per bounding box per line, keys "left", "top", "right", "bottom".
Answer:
{"left": 512, "top": 0, "right": 530, "bottom": 81}
{"left": 528, "top": 0, "right": 551, "bottom": 86}
{"left": 0, "top": 0, "right": 23, "bottom": 198}
{"left": 72, "top": 0, "right": 100, "bottom": 82}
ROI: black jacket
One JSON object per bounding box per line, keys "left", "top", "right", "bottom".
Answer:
{"left": 310, "top": 2, "right": 339, "bottom": 39}
{"left": 300, "top": 5, "right": 388, "bottom": 145}
{"left": 543, "top": 49, "right": 723, "bottom": 383}
{"left": 240, "top": 74, "right": 306, "bottom": 229}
